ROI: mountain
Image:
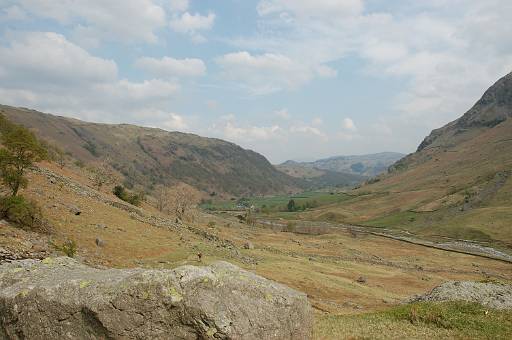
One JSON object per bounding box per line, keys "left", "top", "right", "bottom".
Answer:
{"left": 0, "top": 105, "right": 300, "bottom": 197}
{"left": 306, "top": 71, "right": 512, "bottom": 246}
{"left": 275, "top": 161, "right": 367, "bottom": 189}
{"left": 277, "top": 152, "right": 405, "bottom": 178}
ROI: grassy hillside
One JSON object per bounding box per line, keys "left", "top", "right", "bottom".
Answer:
{"left": 304, "top": 72, "right": 512, "bottom": 246}
{"left": 0, "top": 105, "right": 300, "bottom": 197}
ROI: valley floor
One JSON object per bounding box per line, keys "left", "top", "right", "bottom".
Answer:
{"left": 2, "top": 163, "right": 511, "bottom": 339}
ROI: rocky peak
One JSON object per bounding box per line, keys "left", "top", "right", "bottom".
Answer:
{"left": 417, "top": 71, "right": 512, "bottom": 152}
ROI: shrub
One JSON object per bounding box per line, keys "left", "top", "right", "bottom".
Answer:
{"left": 52, "top": 239, "right": 78, "bottom": 258}
{"left": 0, "top": 195, "right": 47, "bottom": 231}
{"left": 287, "top": 199, "right": 297, "bottom": 212}
{"left": 113, "top": 185, "right": 142, "bottom": 206}
{"left": 74, "top": 160, "right": 85, "bottom": 168}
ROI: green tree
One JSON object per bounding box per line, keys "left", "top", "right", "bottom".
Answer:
{"left": 287, "top": 199, "right": 296, "bottom": 212}
{"left": 0, "top": 115, "right": 47, "bottom": 196}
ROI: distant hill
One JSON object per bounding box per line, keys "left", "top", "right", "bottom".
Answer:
{"left": 277, "top": 152, "right": 404, "bottom": 185}
{"left": 307, "top": 71, "right": 512, "bottom": 246}
{"left": 275, "top": 161, "right": 367, "bottom": 189}
{"left": 279, "top": 152, "right": 405, "bottom": 178}
{"left": 0, "top": 105, "right": 300, "bottom": 197}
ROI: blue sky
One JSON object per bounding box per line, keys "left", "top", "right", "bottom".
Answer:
{"left": 0, "top": 0, "right": 511, "bottom": 163}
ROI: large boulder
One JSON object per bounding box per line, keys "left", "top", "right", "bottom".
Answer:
{"left": 410, "top": 281, "right": 512, "bottom": 310}
{"left": 0, "top": 257, "right": 312, "bottom": 339}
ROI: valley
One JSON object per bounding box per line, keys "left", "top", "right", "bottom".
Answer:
{"left": 1, "top": 72, "right": 512, "bottom": 339}
{"left": 1, "top": 2, "right": 512, "bottom": 339}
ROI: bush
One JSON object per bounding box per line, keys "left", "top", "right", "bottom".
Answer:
{"left": 52, "top": 239, "right": 78, "bottom": 258}
{"left": 0, "top": 196, "right": 47, "bottom": 231}
{"left": 113, "top": 185, "right": 143, "bottom": 206}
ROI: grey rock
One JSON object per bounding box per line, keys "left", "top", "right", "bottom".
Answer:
{"left": 95, "top": 238, "right": 105, "bottom": 247}
{"left": 410, "top": 281, "right": 512, "bottom": 310}
{"left": 243, "top": 241, "right": 254, "bottom": 250}
{"left": 356, "top": 276, "right": 367, "bottom": 284}
{"left": 0, "top": 257, "right": 312, "bottom": 339}
{"left": 68, "top": 205, "right": 81, "bottom": 216}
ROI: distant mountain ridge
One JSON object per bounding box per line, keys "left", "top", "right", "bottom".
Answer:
{"left": 0, "top": 105, "right": 300, "bottom": 197}
{"left": 278, "top": 152, "right": 405, "bottom": 178}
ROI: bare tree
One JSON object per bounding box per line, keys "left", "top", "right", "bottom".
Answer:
{"left": 91, "top": 162, "right": 113, "bottom": 191}
{"left": 154, "top": 185, "right": 168, "bottom": 212}
{"left": 154, "top": 183, "right": 199, "bottom": 222}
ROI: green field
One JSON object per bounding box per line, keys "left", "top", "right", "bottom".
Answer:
{"left": 200, "top": 191, "right": 352, "bottom": 213}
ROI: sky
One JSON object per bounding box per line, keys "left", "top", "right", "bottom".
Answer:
{"left": 0, "top": 0, "right": 511, "bottom": 163}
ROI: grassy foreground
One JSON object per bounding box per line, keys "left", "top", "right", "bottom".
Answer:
{"left": 315, "top": 301, "right": 512, "bottom": 339}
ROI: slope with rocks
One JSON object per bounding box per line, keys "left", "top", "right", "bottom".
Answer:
{"left": 306, "top": 71, "right": 512, "bottom": 246}
{"left": 0, "top": 105, "right": 300, "bottom": 197}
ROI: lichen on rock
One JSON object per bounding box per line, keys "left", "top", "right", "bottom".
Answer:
{"left": 0, "top": 257, "right": 312, "bottom": 339}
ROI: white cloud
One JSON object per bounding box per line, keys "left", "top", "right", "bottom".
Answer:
{"left": 216, "top": 51, "right": 317, "bottom": 94}
{"left": 169, "top": 11, "right": 215, "bottom": 42}
{"left": 290, "top": 124, "right": 327, "bottom": 140}
{"left": 0, "top": 31, "right": 180, "bottom": 126}
{"left": 0, "top": 32, "right": 117, "bottom": 86}
{"left": 1, "top": 5, "right": 28, "bottom": 21}
{"left": 275, "top": 108, "right": 290, "bottom": 119}
{"left": 312, "top": 117, "right": 323, "bottom": 126}
{"left": 221, "top": 122, "right": 283, "bottom": 142}
{"left": 135, "top": 56, "right": 206, "bottom": 78}
{"left": 169, "top": 0, "right": 189, "bottom": 12}
{"left": 11, "top": 0, "right": 168, "bottom": 44}
{"left": 342, "top": 118, "right": 357, "bottom": 132}
{"left": 163, "top": 112, "right": 188, "bottom": 130}
{"left": 257, "top": 0, "right": 364, "bottom": 20}
{"left": 245, "top": 0, "right": 512, "bottom": 136}
{"left": 220, "top": 114, "right": 236, "bottom": 121}
{"left": 97, "top": 79, "right": 179, "bottom": 101}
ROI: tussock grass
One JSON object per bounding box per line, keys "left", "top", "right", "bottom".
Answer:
{"left": 315, "top": 301, "right": 512, "bottom": 339}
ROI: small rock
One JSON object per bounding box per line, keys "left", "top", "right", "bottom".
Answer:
{"left": 243, "top": 242, "right": 254, "bottom": 250}
{"left": 68, "top": 205, "right": 81, "bottom": 216}
{"left": 356, "top": 276, "right": 367, "bottom": 284}
{"left": 95, "top": 238, "right": 105, "bottom": 247}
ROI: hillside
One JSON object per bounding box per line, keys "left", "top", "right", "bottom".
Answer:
{"left": 275, "top": 162, "right": 367, "bottom": 189}
{"left": 2, "top": 161, "right": 510, "bottom": 329}
{"left": 278, "top": 152, "right": 404, "bottom": 178}
{"left": 0, "top": 105, "right": 300, "bottom": 197}
{"left": 305, "top": 71, "right": 512, "bottom": 246}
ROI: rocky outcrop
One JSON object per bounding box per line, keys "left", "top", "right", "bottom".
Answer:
{"left": 417, "top": 71, "right": 512, "bottom": 151}
{"left": 410, "top": 281, "right": 512, "bottom": 310}
{"left": 0, "top": 257, "right": 312, "bottom": 339}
